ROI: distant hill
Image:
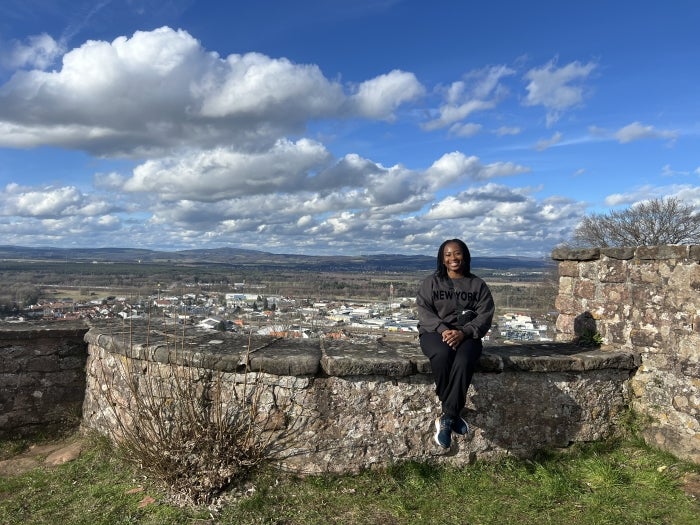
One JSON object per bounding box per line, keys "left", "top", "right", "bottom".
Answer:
{"left": 0, "top": 245, "right": 553, "bottom": 273}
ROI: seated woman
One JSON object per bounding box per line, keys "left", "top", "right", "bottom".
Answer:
{"left": 416, "top": 238, "right": 495, "bottom": 449}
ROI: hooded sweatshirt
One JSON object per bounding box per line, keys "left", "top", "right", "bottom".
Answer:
{"left": 416, "top": 273, "right": 495, "bottom": 338}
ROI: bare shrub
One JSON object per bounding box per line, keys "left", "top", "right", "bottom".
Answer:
{"left": 97, "top": 319, "right": 287, "bottom": 505}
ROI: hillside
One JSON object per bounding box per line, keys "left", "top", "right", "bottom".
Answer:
{"left": 0, "top": 245, "right": 554, "bottom": 273}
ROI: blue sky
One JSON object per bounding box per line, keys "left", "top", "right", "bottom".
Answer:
{"left": 0, "top": 0, "right": 698, "bottom": 257}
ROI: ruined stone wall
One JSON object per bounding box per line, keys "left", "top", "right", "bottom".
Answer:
{"left": 0, "top": 322, "right": 88, "bottom": 438}
{"left": 81, "top": 320, "right": 637, "bottom": 474}
{"left": 552, "top": 245, "right": 700, "bottom": 463}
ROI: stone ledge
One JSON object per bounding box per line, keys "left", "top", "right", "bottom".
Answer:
{"left": 551, "top": 244, "right": 699, "bottom": 262}
{"left": 83, "top": 320, "right": 639, "bottom": 377}
{"left": 0, "top": 321, "right": 88, "bottom": 341}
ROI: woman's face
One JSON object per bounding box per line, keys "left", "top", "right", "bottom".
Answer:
{"left": 442, "top": 242, "right": 465, "bottom": 277}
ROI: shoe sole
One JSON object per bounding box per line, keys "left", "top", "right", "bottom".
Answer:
{"left": 433, "top": 418, "right": 450, "bottom": 449}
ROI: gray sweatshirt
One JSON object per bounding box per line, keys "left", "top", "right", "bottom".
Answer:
{"left": 416, "top": 273, "right": 495, "bottom": 338}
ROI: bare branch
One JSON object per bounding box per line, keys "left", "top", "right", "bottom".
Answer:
{"left": 571, "top": 197, "right": 700, "bottom": 247}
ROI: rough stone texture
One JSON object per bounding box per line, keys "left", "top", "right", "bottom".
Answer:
{"left": 80, "top": 319, "right": 637, "bottom": 474}
{"left": 553, "top": 245, "right": 700, "bottom": 463}
{"left": 0, "top": 321, "right": 88, "bottom": 438}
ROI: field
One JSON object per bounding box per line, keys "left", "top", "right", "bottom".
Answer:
{"left": 1, "top": 431, "right": 699, "bottom": 524}
{"left": 1, "top": 253, "right": 558, "bottom": 317}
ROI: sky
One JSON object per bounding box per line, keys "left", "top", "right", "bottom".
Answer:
{"left": 0, "top": 0, "right": 698, "bottom": 258}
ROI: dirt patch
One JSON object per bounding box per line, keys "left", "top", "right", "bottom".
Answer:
{"left": 683, "top": 472, "right": 700, "bottom": 500}
{"left": 0, "top": 436, "right": 85, "bottom": 477}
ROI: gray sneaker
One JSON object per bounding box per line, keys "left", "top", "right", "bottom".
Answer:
{"left": 434, "top": 416, "right": 452, "bottom": 449}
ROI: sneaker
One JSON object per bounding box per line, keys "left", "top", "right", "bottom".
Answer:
{"left": 452, "top": 417, "right": 469, "bottom": 436}
{"left": 433, "top": 416, "right": 453, "bottom": 449}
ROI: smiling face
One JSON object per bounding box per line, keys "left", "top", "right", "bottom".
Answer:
{"left": 442, "top": 241, "right": 465, "bottom": 278}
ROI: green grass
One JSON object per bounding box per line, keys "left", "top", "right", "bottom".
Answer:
{"left": 1, "top": 434, "right": 698, "bottom": 525}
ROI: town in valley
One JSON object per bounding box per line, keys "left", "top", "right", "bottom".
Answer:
{"left": 0, "top": 246, "right": 558, "bottom": 344}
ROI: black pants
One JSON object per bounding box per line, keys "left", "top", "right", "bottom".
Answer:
{"left": 419, "top": 332, "right": 483, "bottom": 419}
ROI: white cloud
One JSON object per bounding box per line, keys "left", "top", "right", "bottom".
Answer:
{"left": 423, "top": 65, "right": 515, "bottom": 131}
{"left": 0, "top": 27, "right": 422, "bottom": 156}
{"left": 496, "top": 126, "right": 521, "bottom": 136}
{"left": 660, "top": 164, "right": 692, "bottom": 177}
{"left": 420, "top": 184, "right": 585, "bottom": 256}
{"left": 4, "top": 26, "right": 685, "bottom": 258}
{"left": 0, "top": 183, "right": 115, "bottom": 218}
{"left": 604, "top": 185, "right": 700, "bottom": 209}
{"left": 196, "top": 51, "right": 345, "bottom": 120}
{"left": 535, "top": 131, "right": 562, "bottom": 151}
{"left": 424, "top": 152, "right": 529, "bottom": 190}
{"left": 2, "top": 33, "right": 64, "bottom": 69}
{"left": 523, "top": 59, "right": 597, "bottom": 126}
{"left": 122, "top": 138, "right": 333, "bottom": 200}
{"left": 449, "top": 122, "right": 482, "bottom": 137}
{"left": 614, "top": 122, "right": 678, "bottom": 144}
{"left": 425, "top": 183, "right": 528, "bottom": 220}
{"left": 350, "top": 69, "right": 425, "bottom": 120}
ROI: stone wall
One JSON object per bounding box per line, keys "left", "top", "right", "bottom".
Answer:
{"left": 0, "top": 322, "right": 88, "bottom": 438}
{"left": 81, "top": 319, "right": 637, "bottom": 474}
{"left": 552, "top": 245, "right": 700, "bottom": 463}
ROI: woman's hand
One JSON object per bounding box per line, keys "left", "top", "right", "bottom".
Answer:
{"left": 441, "top": 329, "right": 464, "bottom": 350}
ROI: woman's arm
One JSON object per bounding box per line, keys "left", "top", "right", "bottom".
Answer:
{"left": 461, "top": 280, "right": 495, "bottom": 338}
{"left": 416, "top": 277, "right": 449, "bottom": 333}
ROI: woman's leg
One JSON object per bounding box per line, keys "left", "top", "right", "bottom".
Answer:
{"left": 419, "top": 332, "right": 455, "bottom": 409}
{"left": 420, "top": 333, "right": 482, "bottom": 419}
{"left": 442, "top": 338, "right": 482, "bottom": 418}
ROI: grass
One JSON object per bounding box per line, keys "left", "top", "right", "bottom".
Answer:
{"left": 1, "top": 433, "right": 698, "bottom": 525}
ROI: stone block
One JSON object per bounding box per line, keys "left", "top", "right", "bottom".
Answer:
{"left": 629, "top": 328, "right": 661, "bottom": 348}
{"left": 574, "top": 279, "right": 596, "bottom": 300}
{"left": 554, "top": 294, "right": 577, "bottom": 314}
{"left": 598, "top": 259, "right": 627, "bottom": 283}
{"left": 556, "top": 313, "right": 575, "bottom": 335}
{"left": 321, "top": 339, "right": 413, "bottom": 377}
{"left": 689, "top": 245, "right": 700, "bottom": 262}
{"left": 636, "top": 245, "right": 688, "bottom": 260}
{"left": 558, "top": 261, "right": 579, "bottom": 277}
{"left": 601, "top": 247, "right": 635, "bottom": 260}
{"left": 551, "top": 247, "right": 600, "bottom": 261}
{"left": 249, "top": 339, "right": 321, "bottom": 376}
{"left": 558, "top": 275, "right": 574, "bottom": 294}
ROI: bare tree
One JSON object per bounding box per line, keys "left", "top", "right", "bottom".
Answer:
{"left": 571, "top": 197, "right": 700, "bottom": 247}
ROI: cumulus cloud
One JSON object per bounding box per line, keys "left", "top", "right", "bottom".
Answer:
{"left": 523, "top": 59, "right": 597, "bottom": 126}
{"left": 0, "top": 27, "right": 422, "bottom": 156}
{"left": 0, "top": 27, "right": 652, "bottom": 257}
{"left": 418, "top": 184, "right": 585, "bottom": 255}
{"left": 424, "top": 152, "right": 529, "bottom": 190}
{"left": 0, "top": 183, "right": 116, "bottom": 218}
{"left": 425, "top": 183, "right": 528, "bottom": 220}
{"left": 121, "top": 138, "right": 333, "bottom": 200}
{"left": 350, "top": 69, "right": 425, "bottom": 120}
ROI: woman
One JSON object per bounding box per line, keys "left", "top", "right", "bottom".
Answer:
{"left": 416, "top": 239, "right": 495, "bottom": 449}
